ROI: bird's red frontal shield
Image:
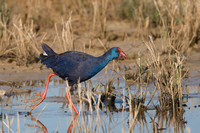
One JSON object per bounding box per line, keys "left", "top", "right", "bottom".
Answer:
{"left": 118, "top": 48, "right": 128, "bottom": 59}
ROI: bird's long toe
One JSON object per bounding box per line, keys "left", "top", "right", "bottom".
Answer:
{"left": 27, "top": 93, "right": 47, "bottom": 113}
{"left": 26, "top": 97, "right": 41, "bottom": 103}
{"left": 34, "top": 92, "right": 42, "bottom": 96}
{"left": 26, "top": 92, "right": 44, "bottom": 103}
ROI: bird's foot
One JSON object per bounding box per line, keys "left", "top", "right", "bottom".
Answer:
{"left": 25, "top": 92, "right": 43, "bottom": 103}
{"left": 26, "top": 97, "right": 42, "bottom": 103}
{"left": 34, "top": 92, "right": 42, "bottom": 96}
{"left": 29, "top": 99, "right": 44, "bottom": 107}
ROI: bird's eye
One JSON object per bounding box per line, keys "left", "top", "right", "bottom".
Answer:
{"left": 116, "top": 49, "right": 120, "bottom": 53}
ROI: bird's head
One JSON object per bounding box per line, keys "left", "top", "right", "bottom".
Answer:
{"left": 110, "top": 47, "right": 128, "bottom": 59}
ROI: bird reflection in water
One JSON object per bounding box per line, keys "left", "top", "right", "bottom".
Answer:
{"left": 26, "top": 114, "right": 78, "bottom": 133}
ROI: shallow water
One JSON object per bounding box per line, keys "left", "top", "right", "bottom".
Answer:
{"left": 0, "top": 69, "right": 200, "bottom": 132}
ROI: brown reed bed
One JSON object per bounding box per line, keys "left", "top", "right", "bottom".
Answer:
{"left": 125, "top": 36, "right": 187, "bottom": 115}
{"left": 0, "top": 0, "right": 200, "bottom": 65}
{"left": 0, "top": 0, "right": 198, "bottom": 132}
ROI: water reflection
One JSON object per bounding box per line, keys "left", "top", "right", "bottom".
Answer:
{"left": 26, "top": 114, "right": 78, "bottom": 133}
{"left": 0, "top": 79, "right": 200, "bottom": 132}
{"left": 27, "top": 115, "right": 48, "bottom": 133}
{"left": 67, "top": 115, "right": 78, "bottom": 133}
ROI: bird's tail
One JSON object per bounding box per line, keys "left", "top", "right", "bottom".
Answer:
{"left": 39, "top": 43, "right": 57, "bottom": 60}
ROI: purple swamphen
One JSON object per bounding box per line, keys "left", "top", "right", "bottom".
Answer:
{"left": 29, "top": 44, "right": 128, "bottom": 114}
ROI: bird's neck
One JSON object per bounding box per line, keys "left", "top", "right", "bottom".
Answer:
{"left": 87, "top": 50, "right": 115, "bottom": 78}
{"left": 98, "top": 50, "right": 115, "bottom": 67}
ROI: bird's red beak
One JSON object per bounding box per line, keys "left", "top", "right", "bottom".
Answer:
{"left": 118, "top": 48, "right": 128, "bottom": 59}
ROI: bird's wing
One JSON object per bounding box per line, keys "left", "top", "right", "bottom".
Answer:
{"left": 47, "top": 51, "right": 96, "bottom": 79}
{"left": 63, "top": 51, "right": 95, "bottom": 62}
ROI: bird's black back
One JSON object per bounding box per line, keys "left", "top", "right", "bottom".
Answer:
{"left": 41, "top": 51, "right": 102, "bottom": 86}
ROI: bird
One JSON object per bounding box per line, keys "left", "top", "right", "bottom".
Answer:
{"left": 29, "top": 43, "right": 128, "bottom": 115}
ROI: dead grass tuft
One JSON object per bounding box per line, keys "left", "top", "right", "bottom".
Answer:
{"left": 0, "top": 0, "right": 200, "bottom": 65}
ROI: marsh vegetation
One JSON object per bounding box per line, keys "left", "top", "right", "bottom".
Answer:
{"left": 0, "top": 0, "right": 200, "bottom": 132}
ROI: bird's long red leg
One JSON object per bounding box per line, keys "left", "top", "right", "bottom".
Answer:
{"left": 66, "top": 86, "right": 79, "bottom": 115}
{"left": 29, "top": 73, "right": 56, "bottom": 113}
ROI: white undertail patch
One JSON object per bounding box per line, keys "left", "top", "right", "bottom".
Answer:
{"left": 43, "top": 51, "right": 48, "bottom": 56}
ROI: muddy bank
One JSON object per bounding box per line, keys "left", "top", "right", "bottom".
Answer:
{"left": 0, "top": 40, "right": 200, "bottom": 84}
